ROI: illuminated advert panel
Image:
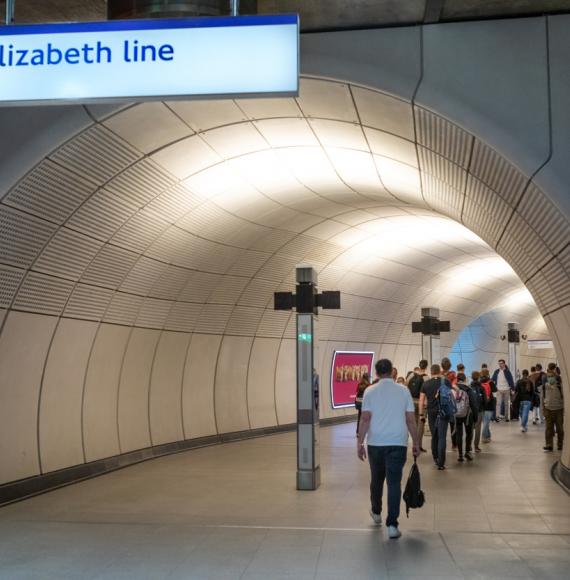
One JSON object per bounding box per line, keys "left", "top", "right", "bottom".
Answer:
{"left": 0, "top": 15, "right": 299, "bottom": 105}
{"left": 330, "top": 351, "right": 375, "bottom": 409}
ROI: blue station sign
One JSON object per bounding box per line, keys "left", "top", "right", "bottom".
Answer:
{"left": 0, "top": 14, "right": 299, "bottom": 105}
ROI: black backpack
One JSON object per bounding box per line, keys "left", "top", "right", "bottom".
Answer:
{"left": 408, "top": 373, "right": 423, "bottom": 399}
{"left": 403, "top": 458, "right": 425, "bottom": 517}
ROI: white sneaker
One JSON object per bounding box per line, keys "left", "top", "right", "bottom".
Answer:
{"left": 388, "top": 525, "right": 401, "bottom": 539}
{"left": 369, "top": 510, "right": 382, "bottom": 525}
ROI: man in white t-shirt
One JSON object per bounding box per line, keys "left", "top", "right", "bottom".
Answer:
{"left": 357, "top": 358, "right": 420, "bottom": 539}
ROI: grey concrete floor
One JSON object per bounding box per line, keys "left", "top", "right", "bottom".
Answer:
{"left": 0, "top": 420, "right": 569, "bottom": 579}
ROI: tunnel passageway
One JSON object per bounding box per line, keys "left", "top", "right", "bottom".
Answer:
{"left": 0, "top": 421, "right": 568, "bottom": 579}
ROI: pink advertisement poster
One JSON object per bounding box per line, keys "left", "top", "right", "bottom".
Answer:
{"left": 330, "top": 351, "right": 375, "bottom": 409}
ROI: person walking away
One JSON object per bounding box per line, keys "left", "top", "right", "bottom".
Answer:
{"left": 531, "top": 364, "right": 547, "bottom": 424}
{"left": 470, "top": 371, "right": 487, "bottom": 452}
{"left": 355, "top": 373, "right": 371, "bottom": 436}
{"left": 419, "top": 364, "right": 454, "bottom": 470}
{"left": 543, "top": 363, "right": 564, "bottom": 452}
{"left": 480, "top": 369, "right": 496, "bottom": 443}
{"left": 492, "top": 359, "right": 515, "bottom": 421}
{"left": 407, "top": 367, "right": 426, "bottom": 452}
{"left": 357, "top": 359, "right": 420, "bottom": 539}
{"left": 454, "top": 373, "right": 479, "bottom": 461}
{"left": 441, "top": 357, "right": 458, "bottom": 449}
{"left": 516, "top": 370, "right": 535, "bottom": 432}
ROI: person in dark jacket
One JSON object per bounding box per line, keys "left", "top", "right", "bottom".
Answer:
{"left": 470, "top": 371, "right": 487, "bottom": 452}
{"left": 454, "top": 373, "right": 479, "bottom": 461}
{"left": 492, "top": 360, "right": 515, "bottom": 421}
{"left": 516, "top": 369, "right": 535, "bottom": 432}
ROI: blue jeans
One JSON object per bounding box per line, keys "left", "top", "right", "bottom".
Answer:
{"left": 520, "top": 401, "right": 531, "bottom": 429}
{"left": 482, "top": 410, "right": 493, "bottom": 440}
{"left": 367, "top": 445, "right": 407, "bottom": 527}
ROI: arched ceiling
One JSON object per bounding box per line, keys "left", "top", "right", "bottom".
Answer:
{"left": 0, "top": 77, "right": 558, "bottom": 353}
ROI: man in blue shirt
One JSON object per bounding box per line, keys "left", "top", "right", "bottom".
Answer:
{"left": 357, "top": 358, "right": 420, "bottom": 539}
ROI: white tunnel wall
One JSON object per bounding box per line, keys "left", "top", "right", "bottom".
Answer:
{"left": 1, "top": 16, "right": 570, "bottom": 486}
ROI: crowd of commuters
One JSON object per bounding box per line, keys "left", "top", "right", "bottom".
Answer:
{"left": 356, "top": 356, "right": 565, "bottom": 538}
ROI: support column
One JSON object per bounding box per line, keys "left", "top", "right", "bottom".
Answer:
{"left": 274, "top": 264, "right": 340, "bottom": 491}
{"left": 296, "top": 311, "right": 320, "bottom": 490}
{"left": 507, "top": 322, "right": 520, "bottom": 380}
{"left": 295, "top": 266, "right": 320, "bottom": 490}
{"left": 5, "top": 0, "right": 15, "bottom": 25}
{"left": 419, "top": 307, "right": 442, "bottom": 366}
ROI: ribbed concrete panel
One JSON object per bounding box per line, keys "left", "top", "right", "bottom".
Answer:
{"left": 148, "top": 265, "right": 190, "bottom": 302}
{"left": 82, "top": 325, "right": 128, "bottom": 462}
{"left": 67, "top": 188, "right": 138, "bottom": 242}
{"left": 39, "top": 319, "right": 98, "bottom": 474}
{"left": 179, "top": 271, "right": 220, "bottom": 303}
{"left": 469, "top": 140, "right": 527, "bottom": 205}
{"left": 136, "top": 298, "right": 172, "bottom": 329}
{"left": 256, "top": 254, "right": 298, "bottom": 282}
{"left": 149, "top": 332, "right": 189, "bottom": 446}
{"left": 506, "top": 212, "right": 552, "bottom": 268}
{"left": 35, "top": 229, "right": 103, "bottom": 282}
{"left": 208, "top": 276, "right": 249, "bottom": 305}
{"left": 164, "top": 302, "right": 202, "bottom": 333}
{"left": 463, "top": 176, "right": 512, "bottom": 245}
{"left": 81, "top": 245, "right": 138, "bottom": 290}
{"left": 194, "top": 304, "right": 233, "bottom": 335}
{"left": 13, "top": 272, "right": 74, "bottom": 316}
{"left": 151, "top": 136, "right": 221, "bottom": 180}
{"left": 103, "top": 102, "right": 193, "bottom": 154}
{"left": 246, "top": 338, "right": 279, "bottom": 429}
{"left": 256, "top": 310, "right": 290, "bottom": 339}
{"left": 0, "top": 205, "right": 56, "bottom": 268}
{"left": 421, "top": 174, "right": 463, "bottom": 220}
{"left": 3, "top": 160, "right": 95, "bottom": 224}
{"left": 517, "top": 183, "right": 570, "bottom": 255}
{"left": 418, "top": 147, "right": 467, "bottom": 192}
{"left": 0, "top": 312, "right": 57, "bottom": 484}
{"left": 225, "top": 306, "right": 265, "bottom": 336}
{"left": 120, "top": 258, "right": 166, "bottom": 297}
{"left": 275, "top": 339, "right": 296, "bottom": 425}
{"left": 117, "top": 328, "right": 157, "bottom": 453}
{"left": 415, "top": 108, "right": 472, "bottom": 168}
{"left": 543, "top": 259, "right": 570, "bottom": 308}
{"left": 111, "top": 213, "right": 170, "bottom": 254}
{"left": 50, "top": 125, "right": 141, "bottom": 187}
{"left": 227, "top": 250, "right": 271, "bottom": 278}
{"left": 182, "top": 334, "right": 220, "bottom": 439}
{"left": 64, "top": 285, "right": 114, "bottom": 321}
{"left": 238, "top": 278, "right": 279, "bottom": 308}
{"left": 103, "top": 293, "right": 144, "bottom": 326}
{"left": 526, "top": 274, "right": 558, "bottom": 313}
{"left": 145, "top": 184, "right": 202, "bottom": 223}
{"left": 214, "top": 336, "right": 252, "bottom": 433}
{"left": 105, "top": 159, "right": 176, "bottom": 209}
{"left": 0, "top": 266, "right": 24, "bottom": 308}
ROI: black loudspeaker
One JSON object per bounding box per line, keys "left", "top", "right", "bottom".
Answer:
{"left": 508, "top": 329, "right": 520, "bottom": 343}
